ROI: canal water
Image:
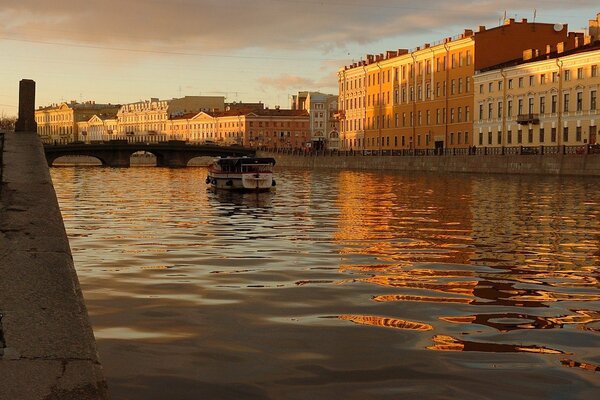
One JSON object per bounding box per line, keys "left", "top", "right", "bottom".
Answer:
{"left": 50, "top": 167, "right": 600, "bottom": 399}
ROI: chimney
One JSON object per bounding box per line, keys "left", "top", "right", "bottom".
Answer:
{"left": 523, "top": 49, "right": 535, "bottom": 61}
{"left": 397, "top": 49, "right": 409, "bottom": 56}
{"left": 464, "top": 29, "right": 474, "bottom": 37}
{"left": 521, "top": 18, "right": 528, "bottom": 23}
{"left": 504, "top": 18, "right": 515, "bottom": 25}
{"left": 478, "top": 25, "right": 486, "bottom": 32}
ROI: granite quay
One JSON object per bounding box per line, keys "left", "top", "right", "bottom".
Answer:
{"left": 0, "top": 131, "right": 109, "bottom": 399}
{"left": 258, "top": 144, "right": 600, "bottom": 176}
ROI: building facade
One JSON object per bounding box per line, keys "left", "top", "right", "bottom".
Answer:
{"left": 292, "top": 92, "right": 340, "bottom": 150}
{"left": 35, "top": 101, "right": 120, "bottom": 142}
{"left": 474, "top": 20, "right": 600, "bottom": 149}
{"left": 338, "top": 18, "right": 578, "bottom": 151}
{"left": 116, "top": 96, "right": 225, "bottom": 136}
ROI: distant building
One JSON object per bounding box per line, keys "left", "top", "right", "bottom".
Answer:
{"left": 225, "top": 102, "right": 264, "bottom": 111}
{"left": 77, "top": 114, "right": 118, "bottom": 142}
{"left": 338, "top": 18, "right": 579, "bottom": 151}
{"left": 292, "top": 91, "right": 339, "bottom": 150}
{"left": 117, "top": 96, "right": 225, "bottom": 136}
{"left": 35, "top": 101, "right": 120, "bottom": 142}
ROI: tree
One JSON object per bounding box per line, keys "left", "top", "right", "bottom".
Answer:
{"left": 0, "top": 116, "right": 16, "bottom": 131}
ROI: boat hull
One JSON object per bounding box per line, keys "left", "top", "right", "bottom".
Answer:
{"left": 207, "top": 172, "right": 274, "bottom": 191}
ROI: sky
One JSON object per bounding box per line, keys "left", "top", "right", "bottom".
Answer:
{"left": 0, "top": 0, "right": 598, "bottom": 116}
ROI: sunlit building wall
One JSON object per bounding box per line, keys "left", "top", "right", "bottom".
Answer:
{"left": 77, "top": 115, "right": 118, "bottom": 142}
{"left": 474, "top": 42, "right": 600, "bottom": 148}
{"left": 337, "top": 18, "right": 576, "bottom": 151}
{"left": 292, "top": 91, "right": 340, "bottom": 150}
{"left": 116, "top": 96, "right": 224, "bottom": 136}
{"left": 35, "top": 101, "right": 120, "bottom": 142}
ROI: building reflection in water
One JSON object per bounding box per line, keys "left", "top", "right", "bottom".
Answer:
{"left": 333, "top": 172, "right": 600, "bottom": 365}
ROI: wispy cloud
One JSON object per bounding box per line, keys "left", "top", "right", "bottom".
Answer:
{"left": 1, "top": 0, "right": 597, "bottom": 53}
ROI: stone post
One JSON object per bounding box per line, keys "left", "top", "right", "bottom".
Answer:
{"left": 15, "top": 79, "right": 37, "bottom": 133}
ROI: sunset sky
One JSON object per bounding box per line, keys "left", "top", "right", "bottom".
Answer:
{"left": 1, "top": 0, "right": 598, "bottom": 116}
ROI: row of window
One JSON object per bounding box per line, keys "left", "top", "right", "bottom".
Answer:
{"left": 479, "top": 90, "right": 598, "bottom": 120}
{"left": 343, "top": 107, "right": 471, "bottom": 131}
{"left": 479, "top": 65, "right": 599, "bottom": 94}
{"left": 343, "top": 50, "right": 473, "bottom": 91}
{"left": 478, "top": 126, "right": 597, "bottom": 146}
{"left": 344, "top": 78, "right": 472, "bottom": 111}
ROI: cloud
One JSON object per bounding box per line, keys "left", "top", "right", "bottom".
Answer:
{"left": 1, "top": 0, "right": 598, "bottom": 54}
{"left": 257, "top": 72, "right": 338, "bottom": 93}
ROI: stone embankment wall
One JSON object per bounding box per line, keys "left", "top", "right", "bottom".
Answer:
{"left": 0, "top": 132, "right": 108, "bottom": 399}
{"left": 257, "top": 151, "right": 600, "bottom": 176}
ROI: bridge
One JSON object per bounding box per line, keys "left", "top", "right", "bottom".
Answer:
{"left": 43, "top": 140, "right": 256, "bottom": 167}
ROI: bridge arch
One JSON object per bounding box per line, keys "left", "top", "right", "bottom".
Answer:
{"left": 44, "top": 142, "right": 255, "bottom": 168}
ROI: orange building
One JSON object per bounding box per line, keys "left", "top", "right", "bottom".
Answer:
{"left": 338, "top": 18, "right": 577, "bottom": 151}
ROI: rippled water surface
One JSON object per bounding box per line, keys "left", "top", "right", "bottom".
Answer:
{"left": 51, "top": 167, "right": 600, "bottom": 399}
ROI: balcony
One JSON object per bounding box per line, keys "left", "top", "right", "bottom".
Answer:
{"left": 516, "top": 113, "right": 540, "bottom": 125}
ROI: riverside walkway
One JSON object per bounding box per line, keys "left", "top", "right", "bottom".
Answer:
{"left": 0, "top": 131, "right": 108, "bottom": 399}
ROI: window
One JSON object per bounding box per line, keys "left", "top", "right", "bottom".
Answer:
{"left": 488, "top": 131, "right": 492, "bottom": 145}
{"left": 518, "top": 77, "right": 524, "bottom": 88}
{"left": 466, "top": 50, "right": 471, "bottom": 65}
{"left": 528, "top": 128, "right": 533, "bottom": 143}
{"left": 426, "top": 110, "right": 431, "bottom": 125}
{"left": 458, "top": 78, "right": 463, "bottom": 94}
{"left": 452, "top": 80, "right": 456, "bottom": 95}
{"left": 450, "top": 109, "right": 454, "bottom": 123}
{"left": 508, "top": 79, "right": 513, "bottom": 89}
{"left": 466, "top": 107, "right": 470, "bottom": 121}
{"left": 577, "top": 67, "right": 584, "bottom": 79}
{"left": 564, "top": 70, "right": 571, "bottom": 81}
{"left": 540, "top": 97, "right": 545, "bottom": 115}
{"left": 466, "top": 77, "right": 471, "bottom": 92}
{"left": 551, "top": 95, "right": 557, "bottom": 113}
{"left": 564, "top": 93, "right": 569, "bottom": 112}
{"left": 529, "top": 76, "right": 534, "bottom": 86}
{"left": 488, "top": 82, "right": 493, "bottom": 93}
{"left": 552, "top": 72, "right": 558, "bottom": 82}
{"left": 457, "top": 108, "right": 462, "bottom": 122}
{"left": 436, "top": 83, "right": 441, "bottom": 97}
{"left": 517, "top": 129, "right": 523, "bottom": 144}
{"left": 395, "top": 113, "right": 399, "bottom": 128}
{"left": 592, "top": 90, "right": 597, "bottom": 110}
{"left": 497, "top": 130, "right": 502, "bottom": 145}
{"left": 507, "top": 130, "right": 512, "bottom": 144}
{"left": 528, "top": 98, "right": 534, "bottom": 114}
{"left": 479, "top": 84, "right": 483, "bottom": 94}
{"left": 540, "top": 74, "right": 546, "bottom": 84}
{"left": 551, "top": 127, "right": 557, "bottom": 143}
{"left": 576, "top": 126, "right": 582, "bottom": 142}
{"left": 592, "top": 65, "right": 598, "bottom": 78}
{"left": 540, "top": 128, "right": 545, "bottom": 143}
{"left": 479, "top": 104, "right": 484, "bottom": 121}
{"left": 488, "top": 103, "right": 493, "bottom": 119}
{"left": 518, "top": 99, "right": 523, "bottom": 115}
{"left": 563, "top": 126, "right": 569, "bottom": 143}
{"left": 497, "top": 101, "right": 502, "bottom": 118}
{"left": 479, "top": 131, "right": 483, "bottom": 145}
{"left": 508, "top": 100, "right": 513, "bottom": 117}
{"left": 577, "top": 92, "right": 583, "bottom": 112}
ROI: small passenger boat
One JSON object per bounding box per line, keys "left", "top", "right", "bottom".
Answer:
{"left": 206, "top": 157, "right": 276, "bottom": 191}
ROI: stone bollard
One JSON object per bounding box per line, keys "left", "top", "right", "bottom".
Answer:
{"left": 15, "top": 79, "right": 37, "bottom": 133}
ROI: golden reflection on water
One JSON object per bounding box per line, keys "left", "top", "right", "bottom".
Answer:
{"left": 51, "top": 167, "right": 600, "bottom": 399}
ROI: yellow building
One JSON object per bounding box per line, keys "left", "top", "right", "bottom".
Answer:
{"left": 338, "top": 18, "right": 576, "bottom": 152}
{"left": 474, "top": 43, "right": 600, "bottom": 149}
{"left": 77, "top": 115, "right": 118, "bottom": 142}
{"left": 35, "top": 101, "right": 120, "bottom": 142}
{"left": 117, "top": 96, "right": 224, "bottom": 136}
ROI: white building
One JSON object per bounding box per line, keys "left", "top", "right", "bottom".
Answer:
{"left": 292, "top": 91, "right": 340, "bottom": 150}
